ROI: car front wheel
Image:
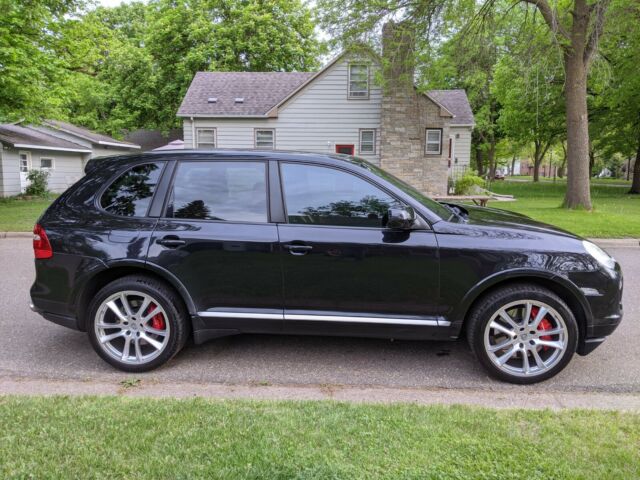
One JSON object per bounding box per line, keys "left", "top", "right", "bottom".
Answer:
{"left": 87, "top": 275, "right": 189, "bottom": 372}
{"left": 467, "top": 284, "right": 578, "bottom": 384}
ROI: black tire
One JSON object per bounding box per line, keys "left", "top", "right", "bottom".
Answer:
{"left": 466, "top": 283, "right": 578, "bottom": 384}
{"left": 87, "top": 275, "right": 190, "bottom": 372}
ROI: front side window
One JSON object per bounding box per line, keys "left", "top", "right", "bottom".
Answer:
{"left": 348, "top": 64, "right": 369, "bottom": 99}
{"left": 281, "top": 163, "right": 403, "bottom": 228}
{"left": 167, "top": 161, "right": 267, "bottom": 223}
{"left": 255, "top": 129, "right": 275, "bottom": 150}
{"left": 40, "top": 157, "right": 53, "bottom": 170}
{"left": 196, "top": 128, "right": 216, "bottom": 149}
{"left": 100, "top": 162, "right": 164, "bottom": 217}
{"left": 359, "top": 129, "right": 375, "bottom": 154}
{"left": 425, "top": 129, "right": 442, "bottom": 155}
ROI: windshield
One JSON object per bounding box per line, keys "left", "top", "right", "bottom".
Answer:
{"left": 349, "top": 156, "right": 453, "bottom": 220}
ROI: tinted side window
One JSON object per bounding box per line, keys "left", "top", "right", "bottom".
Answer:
{"left": 281, "top": 163, "right": 403, "bottom": 227}
{"left": 168, "top": 161, "right": 268, "bottom": 223}
{"left": 100, "top": 162, "right": 164, "bottom": 217}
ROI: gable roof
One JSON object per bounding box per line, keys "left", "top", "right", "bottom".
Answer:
{"left": 426, "top": 90, "right": 475, "bottom": 126}
{"left": 0, "top": 124, "right": 92, "bottom": 153}
{"left": 44, "top": 120, "right": 140, "bottom": 149}
{"left": 177, "top": 72, "right": 315, "bottom": 117}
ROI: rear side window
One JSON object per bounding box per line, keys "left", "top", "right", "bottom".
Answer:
{"left": 100, "top": 162, "right": 164, "bottom": 217}
{"left": 281, "top": 163, "right": 403, "bottom": 228}
{"left": 167, "top": 161, "right": 268, "bottom": 223}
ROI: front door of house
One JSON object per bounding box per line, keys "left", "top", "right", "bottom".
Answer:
{"left": 335, "top": 144, "right": 354, "bottom": 155}
{"left": 19, "top": 151, "right": 31, "bottom": 193}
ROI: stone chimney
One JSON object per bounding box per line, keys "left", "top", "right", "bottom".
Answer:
{"left": 380, "top": 21, "right": 450, "bottom": 196}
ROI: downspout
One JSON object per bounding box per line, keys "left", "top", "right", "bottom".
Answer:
{"left": 190, "top": 117, "right": 196, "bottom": 148}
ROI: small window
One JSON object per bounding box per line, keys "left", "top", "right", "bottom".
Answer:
{"left": 196, "top": 128, "right": 216, "bottom": 149}
{"left": 281, "top": 163, "right": 403, "bottom": 228}
{"left": 40, "top": 157, "right": 54, "bottom": 170}
{"left": 348, "top": 64, "right": 369, "bottom": 99}
{"left": 359, "top": 130, "right": 376, "bottom": 154}
{"left": 100, "top": 162, "right": 164, "bottom": 217}
{"left": 255, "top": 129, "right": 275, "bottom": 150}
{"left": 425, "top": 129, "right": 442, "bottom": 155}
{"left": 19, "top": 152, "right": 30, "bottom": 172}
{"left": 167, "top": 161, "right": 268, "bottom": 223}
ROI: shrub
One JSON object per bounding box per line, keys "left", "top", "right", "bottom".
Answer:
{"left": 454, "top": 172, "right": 485, "bottom": 195}
{"left": 25, "top": 169, "right": 50, "bottom": 197}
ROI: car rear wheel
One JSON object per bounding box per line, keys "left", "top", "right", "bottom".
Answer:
{"left": 467, "top": 284, "right": 578, "bottom": 384}
{"left": 87, "top": 275, "right": 189, "bottom": 372}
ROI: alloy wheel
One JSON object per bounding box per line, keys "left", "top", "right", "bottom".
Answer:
{"left": 483, "top": 300, "right": 568, "bottom": 378}
{"left": 94, "top": 290, "right": 170, "bottom": 365}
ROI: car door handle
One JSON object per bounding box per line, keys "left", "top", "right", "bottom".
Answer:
{"left": 284, "top": 244, "right": 313, "bottom": 255}
{"left": 157, "top": 236, "right": 186, "bottom": 248}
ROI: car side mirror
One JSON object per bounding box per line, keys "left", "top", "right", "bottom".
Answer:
{"left": 386, "top": 207, "right": 416, "bottom": 230}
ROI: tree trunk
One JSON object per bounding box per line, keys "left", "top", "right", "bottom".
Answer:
{"left": 630, "top": 134, "right": 640, "bottom": 194}
{"left": 511, "top": 154, "right": 516, "bottom": 176}
{"left": 487, "top": 141, "right": 497, "bottom": 179}
{"left": 563, "top": 0, "right": 592, "bottom": 209}
{"left": 476, "top": 148, "right": 484, "bottom": 176}
{"left": 533, "top": 143, "right": 542, "bottom": 182}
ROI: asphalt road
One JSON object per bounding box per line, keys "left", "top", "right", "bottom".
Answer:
{"left": 1, "top": 237, "right": 638, "bottom": 393}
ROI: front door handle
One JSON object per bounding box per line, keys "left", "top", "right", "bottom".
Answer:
{"left": 157, "top": 235, "right": 186, "bottom": 248}
{"left": 284, "top": 244, "right": 313, "bottom": 255}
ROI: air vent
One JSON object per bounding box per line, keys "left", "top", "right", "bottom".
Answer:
{"left": 234, "top": 97, "right": 244, "bottom": 103}
{"left": 207, "top": 97, "right": 218, "bottom": 103}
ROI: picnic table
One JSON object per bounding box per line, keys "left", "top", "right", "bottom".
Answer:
{"left": 432, "top": 194, "right": 515, "bottom": 207}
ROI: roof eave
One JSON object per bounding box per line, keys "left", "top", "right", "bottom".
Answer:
{"left": 13, "top": 143, "right": 92, "bottom": 153}
{"left": 177, "top": 113, "right": 272, "bottom": 119}
{"left": 97, "top": 140, "right": 140, "bottom": 149}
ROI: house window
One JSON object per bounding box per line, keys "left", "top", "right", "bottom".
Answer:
{"left": 425, "top": 129, "right": 442, "bottom": 155}
{"left": 348, "top": 64, "right": 369, "bottom": 99}
{"left": 40, "top": 157, "right": 54, "bottom": 170}
{"left": 359, "top": 129, "right": 376, "bottom": 154}
{"left": 196, "top": 128, "right": 216, "bottom": 149}
{"left": 19, "top": 152, "right": 30, "bottom": 172}
{"left": 255, "top": 129, "right": 275, "bottom": 150}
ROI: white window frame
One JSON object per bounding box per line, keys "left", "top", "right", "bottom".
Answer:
{"left": 348, "top": 64, "right": 370, "bottom": 99}
{"left": 196, "top": 128, "right": 217, "bottom": 149}
{"left": 359, "top": 129, "right": 376, "bottom": 155}
{"left": 39, "top": 156, "right": 54, "bottom": 170}
{"left": 254, "top": 129, "right": 275, "bottom": 150}
{"left": 19, "top": 151, "right": 31, "bottom": 172}
{"left": 425, "top": 128, "right": 442, "bottom": 155}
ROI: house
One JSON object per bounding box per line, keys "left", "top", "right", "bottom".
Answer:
{"left": 177, "top": 23, "right": 474, "bottom": 195}
{"left": 0, "top": 120, "right": 140, "bottom": 197}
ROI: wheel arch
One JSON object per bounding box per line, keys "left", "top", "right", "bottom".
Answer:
{"left": 73, "top": 260, "right": 196, "bottom": 331}
{"left": 453, "top": 270, "right": 591, "bottom": 341}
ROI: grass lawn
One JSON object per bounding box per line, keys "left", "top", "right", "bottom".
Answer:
{"left": 1, "top": 396, "right": 639, "bottom": 479}
{"left": 0, "top": 195, "right": 56, "bottom": 232}
{"left": 489, "top": 181, "right": 640, "bottom": 238}
{"left": 509, "top": 175, "right": 632, "bottom": 185}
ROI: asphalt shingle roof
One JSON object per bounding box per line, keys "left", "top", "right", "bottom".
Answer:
{"left": 427, "top": 89, "right": 475, "bottom": 125}
{"left": 45, "top": 120, "right": 139, "bottom": 147}
{"left": 177, "top": 72, "right": 315, "bottom": 116}
{"left": 0, "top": 124, "right": 91, "bottom": 152}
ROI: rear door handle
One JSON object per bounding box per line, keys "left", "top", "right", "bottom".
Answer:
{"left": 284, "top": 244, "right": 313, "bottom": 255}
{"left": 157, "top": 236, "right": 186, "bottom": 248}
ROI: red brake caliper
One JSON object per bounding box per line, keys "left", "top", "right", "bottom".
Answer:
{"left": 146, "top": 303, "right": 166, "bottom": 330}
{"left": 531, "top": 306, "right": 552, "bottom": 351}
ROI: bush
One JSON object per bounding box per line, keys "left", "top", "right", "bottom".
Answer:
{"left": 25, "top": 169, "right": 50, "bottom": 197}
{"left": 454, "top": 172, "right": 485, "bottom": 195}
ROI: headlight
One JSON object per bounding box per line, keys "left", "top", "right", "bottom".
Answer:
{"left": 582, "top": 240, "right": 616, "bottom": 270}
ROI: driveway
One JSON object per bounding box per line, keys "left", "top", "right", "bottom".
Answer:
{"left": 1, "top": 237, "right": 638, "bottom": 395}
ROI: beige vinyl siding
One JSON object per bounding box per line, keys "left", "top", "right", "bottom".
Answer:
{"left": 188, "top": 57, "right": 383, "bottom": 164}
{"left": 450, "top": 126, "right": 472, "bottom": 167}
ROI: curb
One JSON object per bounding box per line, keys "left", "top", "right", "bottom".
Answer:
{"left": 588, "top": 238, "right": 639, "bottom": 248}
{"left": 0, "top": 232, "right": 33, "bottom": 239}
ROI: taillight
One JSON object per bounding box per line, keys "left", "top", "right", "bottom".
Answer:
{"left": 33, "top": 224, "right": 53, "bottom": 259}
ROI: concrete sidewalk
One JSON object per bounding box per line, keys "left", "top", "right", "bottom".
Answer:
{"left": 2, "top": 376, "right": 640, "bottom": 411}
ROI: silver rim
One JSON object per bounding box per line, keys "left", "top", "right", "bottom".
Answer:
{"left": 94, "top": 290, "right": 170, "bottom": 365}
{"left": 483, "top": 300, "right": 568, "bottom": 378}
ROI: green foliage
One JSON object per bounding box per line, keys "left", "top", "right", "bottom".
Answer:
{"left": 24, "top": 170, "right": 50, "bottom": 197}
{"left": 455, "top": 172, "right": 485, "bottom": 195}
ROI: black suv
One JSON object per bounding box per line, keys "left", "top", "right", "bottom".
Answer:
{"left": 30, "top": 150, "right": 623, "bottom": 383}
